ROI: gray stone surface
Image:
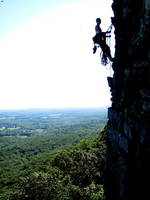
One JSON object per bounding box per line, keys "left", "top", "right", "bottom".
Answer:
{"left": 104, "top": 0, "right": 150, "bottom": 199}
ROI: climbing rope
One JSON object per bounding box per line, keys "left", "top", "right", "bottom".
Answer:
{"left": 100, "top": 24, "right": 113, "bottom": 77}
{"left": 100, "top": 24, "right": 113, "bottom": 66}
{"left": 107, "top": 24, "right": 113, "bottom": 33}
{"left": 106, "top": 25, "right": 113, "bottom": 77}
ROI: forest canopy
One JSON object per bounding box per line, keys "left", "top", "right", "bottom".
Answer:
{"left": 0, "top": 108, "right": 107, "bottom": 200}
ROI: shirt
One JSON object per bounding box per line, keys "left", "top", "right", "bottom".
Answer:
{"left": 95, "top": 24, "right": 102, "bottom": 34}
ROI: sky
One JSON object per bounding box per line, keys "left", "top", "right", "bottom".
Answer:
{"left": 0, "top": 0, "right": 114, "bottom": 109}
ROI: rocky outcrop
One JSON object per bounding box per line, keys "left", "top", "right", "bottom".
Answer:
{"left": 105, "top": 0, "right": 150, "bottom": 199}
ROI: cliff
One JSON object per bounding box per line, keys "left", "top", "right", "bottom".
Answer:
{"left": 105, "top": 0, "right": 150, "bottom": 199}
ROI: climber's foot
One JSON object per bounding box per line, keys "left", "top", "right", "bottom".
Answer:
{"left": 93, "top": 46, "right": 97, "bottom": 54}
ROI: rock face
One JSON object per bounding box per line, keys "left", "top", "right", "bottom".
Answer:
{"left": 105, "top": 0, "right": 150, "bottom": 199}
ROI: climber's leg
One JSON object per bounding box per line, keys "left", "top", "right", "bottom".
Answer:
{"left": 103, "top": 44, "right": 113, "bottom": 62}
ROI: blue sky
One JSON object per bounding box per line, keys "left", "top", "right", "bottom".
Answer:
{"left": 0, "top": 0, "right": 114, "bottom": 109}
{"left": 0, "top": 0, "right": 98, "bottom": 35}
{"left": 0, "top": 0, "right": 62, "bottom": 35}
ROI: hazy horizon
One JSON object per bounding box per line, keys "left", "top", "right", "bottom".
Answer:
{"left": 0, "top": 106, "right": 108, "bottom": 111}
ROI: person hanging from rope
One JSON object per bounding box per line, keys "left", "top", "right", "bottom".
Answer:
{"left": 92, "top": 18, "right": 113, "bottom": 65}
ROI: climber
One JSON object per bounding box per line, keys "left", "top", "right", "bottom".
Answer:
{"left": 92, "top": 18, "right": 113, "bottom": 65}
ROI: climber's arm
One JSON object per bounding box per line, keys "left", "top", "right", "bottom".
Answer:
{"left": 103, "top": 31, "right": 111, "bottom": 37}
